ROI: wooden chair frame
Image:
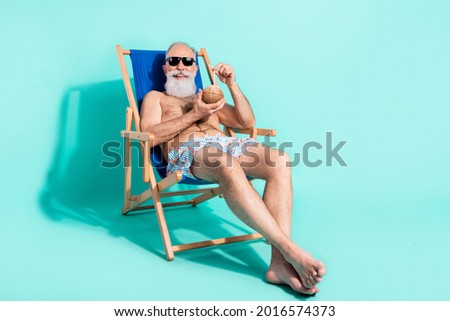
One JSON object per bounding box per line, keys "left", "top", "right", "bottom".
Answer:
{"left": 116, "top": 45, "right": 277, "bottom": 260}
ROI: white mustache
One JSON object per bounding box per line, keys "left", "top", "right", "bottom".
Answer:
{"left": 167, "top": 70, "right": 195, "bottom": 78}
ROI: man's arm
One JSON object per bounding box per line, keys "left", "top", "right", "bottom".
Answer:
{"left": 215, "top": 63, "right": 256, "bottom": 129}
{"left": 140, "top": 90, "right": 225, "bottom": 146}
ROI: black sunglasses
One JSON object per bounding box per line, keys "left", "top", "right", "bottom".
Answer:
{"left": 165, "top": 56, "right": 195, "bottom": 67}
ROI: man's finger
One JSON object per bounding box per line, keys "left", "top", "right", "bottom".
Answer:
{"left": 210, "top": 105, "right": 224, "bottom": 114}
{"left": 209, "top": 100, "right": 225, "bottom": 111}
{"left": 214, "top": 101, "right": 226, "bottom": 111}
{"left": 197, "top": 89, "right": 203, "bottom": 101}
{"left": 213, "top": 98, "right": 225, "bottom": 107}
{"left": 206, "top": 98, "right": 224, "bottom": 107}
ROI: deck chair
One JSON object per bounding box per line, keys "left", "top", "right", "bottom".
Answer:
{"left": 116, "top": 44, "right": 277, "bottom": 260}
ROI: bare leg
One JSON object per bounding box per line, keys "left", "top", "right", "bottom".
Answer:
{"left": 191, "top": 146, "right": 325, "bottom": 294}
{"left": 238, "top": 144, "right": 325, "bottom": 293}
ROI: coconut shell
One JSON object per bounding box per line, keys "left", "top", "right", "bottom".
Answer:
{"left": 201, "top": 85, "right": 224, "bottom": 104}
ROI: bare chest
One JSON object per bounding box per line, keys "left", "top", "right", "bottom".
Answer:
{"left": 160, "top": 97, "right": 195, "bottom": 121}
{"left": 159, "top": 95, "right": 221, "bottom": 131}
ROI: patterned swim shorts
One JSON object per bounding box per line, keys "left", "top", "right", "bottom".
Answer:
{"left": 167, "top": 134, "right": 258, "bottom": 179}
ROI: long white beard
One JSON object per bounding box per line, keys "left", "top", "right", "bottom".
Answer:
{"left": 164, "top": 70, "right": 197, "bottom": 98}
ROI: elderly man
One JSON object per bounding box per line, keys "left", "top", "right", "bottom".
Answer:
{"left": 140, "top": 42, "right": 326, "bottom": 295}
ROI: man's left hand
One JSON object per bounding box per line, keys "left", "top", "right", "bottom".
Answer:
{"left": 212, "top": 63, "right": 235, "bottom": 87}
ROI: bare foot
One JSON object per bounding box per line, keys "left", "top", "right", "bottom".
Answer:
{"left": 283, "top": 244, "right": 326, "bottom": 289}
{"left": 266, "top": 259, "right": 318, "bottom": 295}
{"left": 266, "top": 248, "right": 318, "bottom": 295}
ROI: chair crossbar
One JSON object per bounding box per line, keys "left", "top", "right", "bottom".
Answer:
{"left": 159, "top": 186, "right": 219, "bottom": 198}
{"left": 135, "top": 200, "right": 194, "bottom": 211}
{"left": 172, "top": 233, "right": 263, "bottom": 252}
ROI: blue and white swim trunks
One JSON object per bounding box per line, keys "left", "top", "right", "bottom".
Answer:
{"left": 167, "top": 134, "right": 258, "bottom": 179}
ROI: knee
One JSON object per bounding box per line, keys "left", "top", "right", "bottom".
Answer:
{"left": 266, "top": 150, "right": 291, "bottom": 178}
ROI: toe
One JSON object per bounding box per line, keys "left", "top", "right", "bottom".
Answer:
{"left": 289, "top": 278, "right": 303, "bottom": 293}
{"left": 266, "top": 270, "right": 281, "bottom": 285}
{"left": 290, "top": 278, "right": 316, "bottom": 295}
{"left": 311, "top": 271, "right": 322, "bottom": 283}
{"left": 316, "top": 262, "right": 326, "bottom": 277}
{"left": 303, "top": 277, "right": 315, "bottom": 289}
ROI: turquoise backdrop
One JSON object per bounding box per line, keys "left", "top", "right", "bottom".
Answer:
{"left": 1, "top": 0, "right": 449, "bottom": 300}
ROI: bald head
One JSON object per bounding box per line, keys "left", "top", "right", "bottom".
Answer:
{"left": 166, "top": 41, "right": 196, "bottom": 58}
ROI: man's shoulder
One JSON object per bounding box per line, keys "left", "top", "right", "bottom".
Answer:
{"left": 142, "top": 90, "right": 167, "bottom": 107}
{"left": 144, "top": 90, "right": 165, "bottom": 99}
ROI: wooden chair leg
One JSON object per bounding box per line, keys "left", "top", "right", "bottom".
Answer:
{"left": 122, "top": 139, "right": 132, "bottom": 214}
{"left": 152, "top": 189, "right": 174, "bottom": 260}
{"left": 122, "top": 107, "right": 133, "bottom": 215}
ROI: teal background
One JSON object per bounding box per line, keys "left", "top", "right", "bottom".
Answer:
{"left": 1, "top": 0, "right": 449, "bottom": 300}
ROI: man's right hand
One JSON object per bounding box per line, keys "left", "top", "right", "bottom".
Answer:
{"left": 192, "top": 89, "right": 225, "bottom": 119}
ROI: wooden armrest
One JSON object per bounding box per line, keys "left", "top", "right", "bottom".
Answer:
{"left": 226, "top": 127, "right": 277, "bottom": 137}
{"left": 121, "top": 130, "right": 155, "bottom": 141}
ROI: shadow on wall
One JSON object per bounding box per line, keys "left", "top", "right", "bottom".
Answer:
{"left": 39, "top": 81, "right": 149, "bottom": 253}
{"left": 39, "top": 80, "right": 287, "bottom": 292}
{"left": 40, "top": 80, "right": 127, "bottom": 219}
